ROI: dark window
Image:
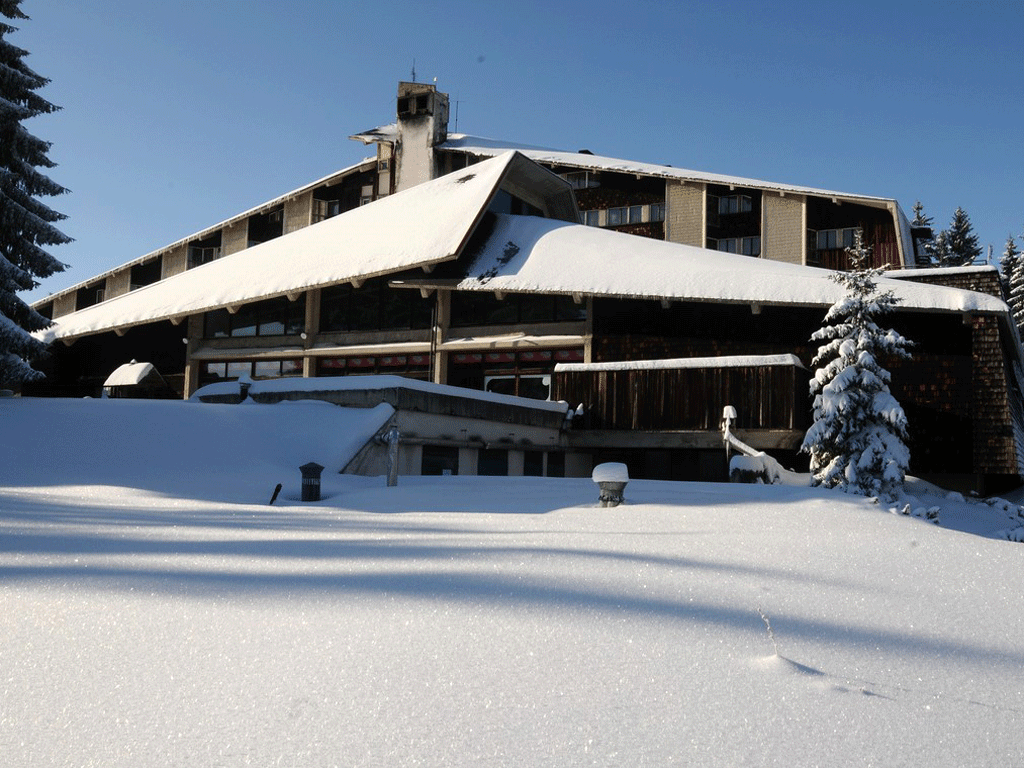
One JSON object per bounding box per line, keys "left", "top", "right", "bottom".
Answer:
{"left": 422, "top": 445, "right": 459, "bottom": 475}
{"left": 478, "top": 449, "right": 509, "bottom": 476}
{"left": 319, "top": 278, "right": 433, "bottom": 333}
{"left": 203, "top": 296, "right": 305, "bottom": 338}
{"left": 524, "top": 451, "right": 544, "bottom": 477}
{"left": 451, "top": 292, "right": 587, "bottom": 327}
{"left": 546, "top": 452, "right": 565, "bottom": 478}
{"left": 130, "top": 259, "right": 162, "bottom": 289}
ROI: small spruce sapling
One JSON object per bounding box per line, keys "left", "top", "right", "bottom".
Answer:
{"left": 801, "top": 230, "right": 912, "bottom": 501}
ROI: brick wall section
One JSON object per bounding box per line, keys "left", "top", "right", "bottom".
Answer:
{"left": 222, "top": 221, "right": 248, "bottom": 256}
{"left": 285, "top": 192, "right": 312, "bottom": 234}
{"left": 970, "top": 314, "right": 1018, "bottom": 474}
{"left": 762, "top": 192, "right": 804, "bottom": 265}
{"left": 162, "top": 244, "right": 187, "bottom": 279}
{"left": 105, "top": 268, "right": 131, "bottom": 299}
{"left": 893, "top": 269, "right": 1004, "bottom": 298}
{"left": 52, "top": 292, "right": 76, "bottom": 319}
{"left": 665, "top": 182, "right": 704, "bottom": 246}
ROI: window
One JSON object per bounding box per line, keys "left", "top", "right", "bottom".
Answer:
{"left": 422, "top": 445, "right": 458, "bottom": 475}
{"left": 188, "top": 246, "right": 221, "bottom": 269}
{"left": 484, "top": 374, "right": 551, "bottom": 401}
{"left": 649, "top": 203, "right": 665, "bottom": 222}
{"left": 562, "top": 171, "right": 599, "bottom": 189}
{"left": 313, "top": 199, "right": 342, "bottom": 223}
{"left": 200, "top": 359, "right": 302, "bottom": 384}
{"left": 319, "top": 278, "right": 434, "bottom": 333}
{"left": 316, "top": 354, "right": 431, "bottom": 380}
{"left": 524, "top": 451, "right": 544, "bottom": 477}
{"left": 204, "top": 296, "right": 306, "bottom": 338}
{"left": 714, "top": 237, "right": 760, "bottom": 256}
{"left": 629, "top": 205, "right": 644, "bottom": 224}
{"left": 815, "top": 228, "right": 859, "bottom": 250}
{"left": 450, "top": 293, "right": 586, "bottom": 327}
{"left": 478, "top": 449, "right": 509, "bottom": 476}
{"left": 606, "top": 207, "right": 627, "bottom": 226}
{"left": 718, "top": 195, "right": 753, "bottom": 215}
{"left": 583, "top": 210, "right": 599, "bottom": 227}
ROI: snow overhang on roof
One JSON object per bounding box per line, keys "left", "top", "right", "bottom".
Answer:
{"left": 38, "top": 153, "right": 573, "bottom": 343}
{"left": 394, "top": 213, "right": 1009, "bottom": 315}
{"left": 441, "top": 134, "right": 897, "bottom": 206}
{"left": 350, "top": 123, "right": 399, "bottom": 144}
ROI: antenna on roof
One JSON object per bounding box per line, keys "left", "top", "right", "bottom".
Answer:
{"left": 411, "top": 59, "right": 416, "bottom": 82}
{"left": 455, "top": 99, "right": 460, "bottom": 132}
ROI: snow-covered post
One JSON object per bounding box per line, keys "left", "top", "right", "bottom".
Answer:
{"left": 385, "top": 426, "right": 400, "bottom": 487}
{"left": 800, "top": 230, "right": 912, "bottom": 501}
{"left": 592, "top": 462, "right": 629, "bottom": 507}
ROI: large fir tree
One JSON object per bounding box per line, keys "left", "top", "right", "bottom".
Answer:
{"left": 936, "top": 207, "right": 982, "bottom": 268}
{"left": 1000, "top": 234, "right": 1020, "bottom": 304}
{"left": 801, "top": 230, "right": 912, "bottom": 501}
{"left": 0, "top": 0, "right": 69, "bottom": 387}
{"left": 1007, "top": 233, "right": 1024, "bottom": 339}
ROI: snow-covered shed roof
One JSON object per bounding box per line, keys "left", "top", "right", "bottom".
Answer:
{"left": 41, "top": 152, "right": 542, "bottom": 342}
{"left": 103, "top": 361, "right": 157, "bottom": 387}
{"left": 398, "top": 213, "right": 1008, "bottom": 315}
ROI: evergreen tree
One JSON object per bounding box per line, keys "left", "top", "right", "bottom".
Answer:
{"left": 910, "top": 201, "right": 935, "bottom": 266}
{"left": 939, "top": 207, "right": 982, "bottom": 267}
{"left": 1008, "top": 233, "right": 1024, "bottom": 339}
{"left": 1000, "top": 234, "right": 1020, "bottom": 303}
{"left": 0, "top": 0, "right": 69, "bottom": 388}
{"left": 801, "top": 230, "right": 912, "bottom": 501}
{"left": 911, "top": 200, "right": 932, "bottom": 228}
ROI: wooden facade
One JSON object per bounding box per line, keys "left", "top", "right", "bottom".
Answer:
{"left": 553, "top": 361, "right": 807, "bottom": 433}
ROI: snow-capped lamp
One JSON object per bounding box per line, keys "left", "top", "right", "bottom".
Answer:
{"left": 592, "top": 462, "right": 629, "bottom": 507}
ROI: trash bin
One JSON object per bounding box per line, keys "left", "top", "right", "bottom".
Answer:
{"left": 300, "top": 462, "right": 325, "bottom": 502}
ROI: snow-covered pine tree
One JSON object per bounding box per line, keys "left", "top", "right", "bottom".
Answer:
{"left": 0, "top": 0, "right": 69, "bottom": 388}
{"left": 940, "top": 206, "right": 982, "bottom": 268}
{"left": 1000, "top": 234, "right": 1020, "bottom": 304}
{"left": 1009, "top": 234, "right": 1024, "bottom": 338}
{"left": 801, "top": 229, "right": 912, "bottom": 501}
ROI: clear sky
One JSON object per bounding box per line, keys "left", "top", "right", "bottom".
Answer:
{"left": 13, "top": 0, "right": 1024, "bottom": 302}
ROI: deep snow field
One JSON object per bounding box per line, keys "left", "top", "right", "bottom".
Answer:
{"left": 2, "top": 397, "right": 1023, "bottom": 767}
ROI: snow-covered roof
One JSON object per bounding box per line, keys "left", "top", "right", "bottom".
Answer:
{"left": 102, "top": 361, "right": 156, "bottom": 387}
{"left": 40, "top": 154, "right": 1009, "bottom": 347}
{"left": 886, "top": 265, "right": 998, "bottom": 279}
{"left": 441, "top": 134, "right": 899, "bottom": 207}
{"left": 39, "top": 153, "right": 524, "bottom": 342}
{"left": 407, "top": 213, "right": 1007, "bottom": 314}
{"left": 35, "top": 156, "right": 377, "bottom": 307}
{"left": 555, "top": 354, "right": 806, "bottom": 373}
{"left": 191, "top": 373, "right": 569, "bottom": 414}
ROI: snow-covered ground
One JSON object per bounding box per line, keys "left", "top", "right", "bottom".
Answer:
{"left": 2, "top": 397, "right": 1023, "bottom": 767}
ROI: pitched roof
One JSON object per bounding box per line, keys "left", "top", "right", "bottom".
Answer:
{"left": 40, "top": 152, "right": 524, "bottom": 342}
{"left": 440, "top": 134, "right": 900, "bottom": 207}
{"left": 398, "top": 213, "right": 1007, "bottom": 315}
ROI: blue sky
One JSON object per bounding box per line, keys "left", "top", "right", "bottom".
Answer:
{"left": 15, "top": 0, "right": 1024, "bottom": 301}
